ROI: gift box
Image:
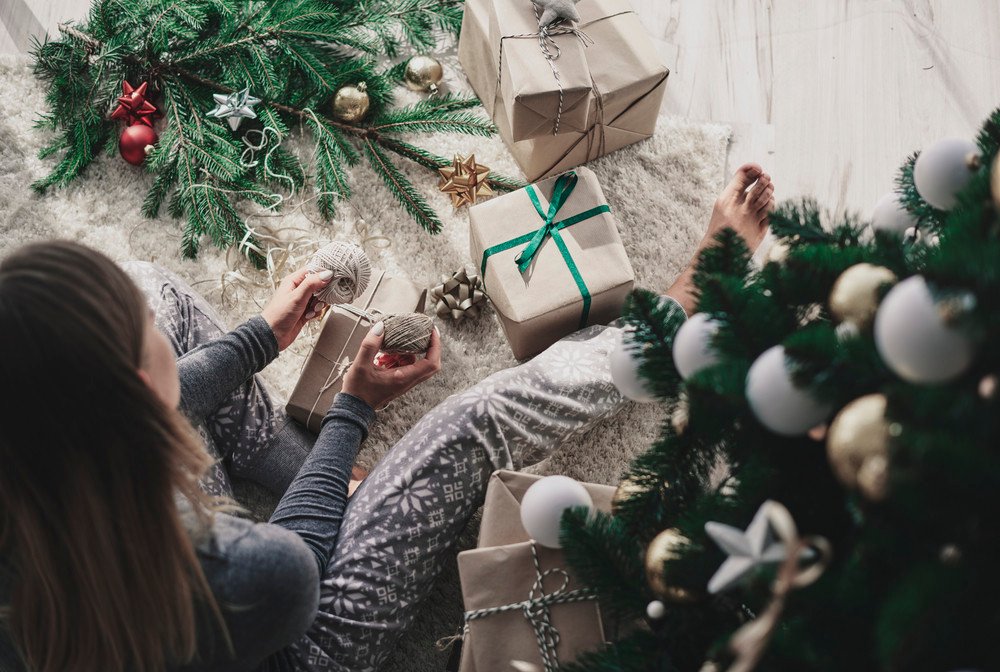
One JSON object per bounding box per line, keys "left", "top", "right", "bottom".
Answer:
{"left": 286, "top": 271, "right": 427, "bottom": 432}
{"left": 456, "top": 470, "right": 615, "bottom": 672}
{"left": 459, "top": 0, "right": 669, "bottom": 180}
{"left": 469, "top": 166, "right": 634, "bottom": 359}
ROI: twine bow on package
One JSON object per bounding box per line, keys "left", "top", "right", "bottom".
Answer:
{"left": 470, "top": 166, "right": 634, "bottom": 359}
{"left": 450, "top": 470, "right": 615, "bottom": 672}
{"left": 458, "top": 0, "right": 669, "bottom": 181}
{"left": 286, "top": 272, "right": 427, "bottom": 432}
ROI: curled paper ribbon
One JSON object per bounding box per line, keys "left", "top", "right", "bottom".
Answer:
{"left": 436, "top": 542, "right": 597, "bottom": 672}
{"left": 720, "top": 502, "right": 832, "bottom": 672}
{"left": 431, "top": 268, "right": 488, "bottom": 322}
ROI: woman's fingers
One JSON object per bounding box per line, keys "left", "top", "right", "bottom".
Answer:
{"left": 282, "top": 268, "right": 311, "bottom": 290}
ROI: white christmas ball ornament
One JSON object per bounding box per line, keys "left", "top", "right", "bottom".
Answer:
{"left": 874, "top": 275, "right": 973, "bottom": 384}
{"left": 673, "top": 313, "right": 721, "bottom": 379}
{"left": 520, "top": 476, "right": 594, "bottom": 548}
{"left": 609, "top": 329, "right": 657, "bottom": 402}
{"left": 913, "top": 138, "right": 979, "bottom": 210}
{"left": 870, "top": 192, "right": 917, "bottom": 235}
{"left": 745, "top": 346, "right": 834, "bottom": 436}
{"left": 646, "top": 600, "right": 666, "bottom": 620}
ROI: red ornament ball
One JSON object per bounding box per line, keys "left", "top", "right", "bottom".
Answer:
{"left": 119, "top": 124, "right": 158, "bottom": 165}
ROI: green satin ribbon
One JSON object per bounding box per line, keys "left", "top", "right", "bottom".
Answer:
{"left": 480, "top": 171, "right": 611, "bottom": 328}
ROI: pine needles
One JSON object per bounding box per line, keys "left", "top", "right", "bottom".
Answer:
{"left": 31, "top": 0, "right": 525, "bottom": 266}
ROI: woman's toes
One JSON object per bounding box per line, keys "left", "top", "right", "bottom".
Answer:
{"left": 727, "top": 163, "right": 764, "bottom": 198}
{"left": 750, "top": 183, "right": 774, "bottom": 210}
{"left": 758, "top": 197, "right": 776, "bottom": 222}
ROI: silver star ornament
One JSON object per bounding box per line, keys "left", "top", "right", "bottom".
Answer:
{"left": 704, "top": 500, "right": 792, "bottom": 594}
{"left": 534, "top": 0, "right": 582, "bottom": 28}
{"left": 207, "top": 87, "right": 262, "bottom": 131}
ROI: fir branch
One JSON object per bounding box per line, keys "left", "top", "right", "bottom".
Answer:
{"left": 376, "top": 136, "right": 526, "bottom": 192}
{"left": 362, "top": 137, "right": 442, "bottom": 233}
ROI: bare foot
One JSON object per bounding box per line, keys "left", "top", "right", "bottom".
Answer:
{"left": 702, "top": 162, "right": 774, "bottom": 253}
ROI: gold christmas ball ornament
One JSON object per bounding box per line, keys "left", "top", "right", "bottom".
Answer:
{"left": 644, "top": 529, "right": 696, "bottom": 603}
{"left": 332, "top": 82, "right": 370, "bottom": 122}
{"left": 611, "top": 477, "right": 646, "bottom": 515}
{"left": 403, "top": 55, "right": 444, "bottom": 94}
{"left": 828, "top": 263, "right": 898, "bottom": 329}
{"left": 826, "top": 394, "right": 891, "bottom": 501}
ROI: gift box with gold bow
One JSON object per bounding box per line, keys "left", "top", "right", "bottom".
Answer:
{"left": 286, "top": 272, "right": 427, "bottom": 432}
{"left": 452, "top": 470, "right": 615, "bottom": 672}
{"left": 469, "top": 166, "right": 634, "bottom": 359}
{"left": 458, "top": 0, "right": 669, "bottom": 180}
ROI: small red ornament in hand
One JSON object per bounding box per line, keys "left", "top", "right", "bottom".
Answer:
{"left": 110, "top": 80, "right": 158, "bottom": 127}
{"left": 119, "top": 124, "right": 158, "bottom": 165}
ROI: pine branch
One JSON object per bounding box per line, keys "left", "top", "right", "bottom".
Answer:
{"left": 362, "top": 137, "right": 442, "bottom": 233}
{"left": 376, "top": 136, "right": 526, "bottom": 192}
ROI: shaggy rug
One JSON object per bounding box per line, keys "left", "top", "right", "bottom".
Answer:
{"left": 0, "top": 53, "right": 730, "bottom": 670}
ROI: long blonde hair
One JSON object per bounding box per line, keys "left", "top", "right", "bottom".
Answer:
{"left": 0, "top": 241, "right": 226, "bottom": 672}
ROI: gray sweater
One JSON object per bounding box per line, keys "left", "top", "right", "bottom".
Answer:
{"left": 0, "top": 317, "right": 373, "bottom": 671}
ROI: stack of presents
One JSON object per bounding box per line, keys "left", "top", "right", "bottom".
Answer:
{"left": 289, "top": 0, "right": 669, "bottom": 666}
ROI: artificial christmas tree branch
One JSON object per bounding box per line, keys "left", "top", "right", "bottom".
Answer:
{"left": 34, "top": 0, "right": 524, "bottom": 267}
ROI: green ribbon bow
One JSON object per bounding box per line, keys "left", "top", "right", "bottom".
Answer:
{"left": 480, "top": 171, "right": 611, "bottom": 328}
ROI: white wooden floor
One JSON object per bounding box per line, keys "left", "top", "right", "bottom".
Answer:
{"left": 4, "top": 0, "right": 999, "bottom": 217}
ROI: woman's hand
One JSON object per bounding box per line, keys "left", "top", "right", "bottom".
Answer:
{"left": 342, "top": 321, "right": 442, "bottom": 410}
{"left": 261, "top": 269, "right": 333, "bottom": 351}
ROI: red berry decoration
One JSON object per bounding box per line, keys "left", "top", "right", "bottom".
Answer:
{"left": 119, "top": 124, "right": 158, "bottom": 166}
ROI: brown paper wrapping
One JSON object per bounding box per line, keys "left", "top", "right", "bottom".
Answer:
{"left": 459, "top": 0, "right": 669, "bottom": 179}
{"left": 285, "top": 272, "right": 427, "bottom": 432}
{"left": 457, "top": 470, "right": 615, "bottom": 672}
{"left": 469, "top": 166, "right": 634, "bottom": 360}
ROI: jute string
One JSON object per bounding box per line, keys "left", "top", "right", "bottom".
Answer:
{"left": 305, "top": 241, "right": 372, "bottom": 305}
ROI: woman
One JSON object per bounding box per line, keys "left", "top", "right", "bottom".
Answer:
{"left": 0, "top": 165, "right": 772, "bottom": 672}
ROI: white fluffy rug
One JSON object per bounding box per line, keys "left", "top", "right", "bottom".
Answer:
{"left": 0, "top": 53, "right": 729, "bottom": 668}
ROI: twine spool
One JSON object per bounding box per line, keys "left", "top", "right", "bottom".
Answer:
{"left": 305, "top": 241, "right": 372, "bottom": 305}
{"left": 381, "top": 313, "right": 434, "bottom": 354}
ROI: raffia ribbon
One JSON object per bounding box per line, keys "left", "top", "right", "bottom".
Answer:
{"left": 436, "top": 542, "right": 597, "bottom": 672}
{"left": 431, "top": 268, "right": 487, "bottom": 321}
{"left": 721, "top": 502, "right": 832, "bottom": 672}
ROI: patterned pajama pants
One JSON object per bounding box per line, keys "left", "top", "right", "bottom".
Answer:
{"left": 125, "top": 262, "right": 629, "bottom": 672}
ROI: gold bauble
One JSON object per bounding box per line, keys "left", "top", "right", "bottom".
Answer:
{"left": 826, "top": 393, "right": 891, "bottom": 501}
{"left": 611, "top": 476, "right": 646, "bottom": 515}
{"left": 332, "top": 82, "right": 370, "bottom": 122}
{"left": 644, "top": 529, "right": 696, "bottom": 603}
{"left": 828, "top": 263, "right": 897, "bottom": 329}
{"left": 991, "top": 153, "right": 1000, "bottom": 209}
{"left": 403, "top": 55, "right": 444, "bottom": 93}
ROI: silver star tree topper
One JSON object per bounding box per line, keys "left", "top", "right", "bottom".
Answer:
{"left": 207, "top": 87, "right": 262, "bottom": 131}
{"left": 704, "top": 500, "right": 795, "bottom": 593}
{"left": 534, "top": 0, "right": 582, "bottom": 27}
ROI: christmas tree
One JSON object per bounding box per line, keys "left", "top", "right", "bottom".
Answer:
{"left": 30, "top": 0, "right": 522, "bottom": 267}
{"left": 560, "top": 107, "right": 1000, "bottom": 671}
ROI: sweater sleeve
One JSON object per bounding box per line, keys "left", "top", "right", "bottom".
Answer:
{"left": 269, "top": 393, "right": 376, "bottom": 575}
{"left": 176, "top": 315, "right": 279, "bottom": 417}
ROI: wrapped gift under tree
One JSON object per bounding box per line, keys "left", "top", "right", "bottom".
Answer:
{"left": 470, "top": 166, "right": 634, "bottom": 359}
{"left": 459, "top": 0, "right": 669, "bottom": 180}
{"left": 452, "top": 471, "right": 615, "bottom": 672}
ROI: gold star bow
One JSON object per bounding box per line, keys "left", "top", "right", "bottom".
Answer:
{"left": 437, "top": 154, "right": 494, "bottom": 208}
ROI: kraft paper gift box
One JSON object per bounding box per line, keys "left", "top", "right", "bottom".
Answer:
{"left": 459, "top": 0, "right": 669, "bottom": 180}
{"left": 469, "top": 166, "right": 634, "bottom": 360}
{"left": 286, "top": 272, "right": 427, "bottom": 433}
{"left": 455, "top": 470, "right": 615, "bottom": 672}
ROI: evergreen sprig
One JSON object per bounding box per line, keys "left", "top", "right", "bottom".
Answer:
{"left": 30, "top": 0, "right": 525, "bottom": 266}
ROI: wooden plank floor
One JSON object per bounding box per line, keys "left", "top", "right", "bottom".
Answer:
{"left": 4, "top": 0, "right": 999, "bottom": 216}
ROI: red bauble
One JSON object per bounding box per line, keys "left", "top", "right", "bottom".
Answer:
{"left": 119, "top": 124, "right": 158, "bottom": 166}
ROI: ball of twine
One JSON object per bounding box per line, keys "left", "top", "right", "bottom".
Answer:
{"left": 381, "top": 313, "right": 434, "bottom": 354}
{"left": 305, "top": 241, "right": 372, "bottom": 305}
